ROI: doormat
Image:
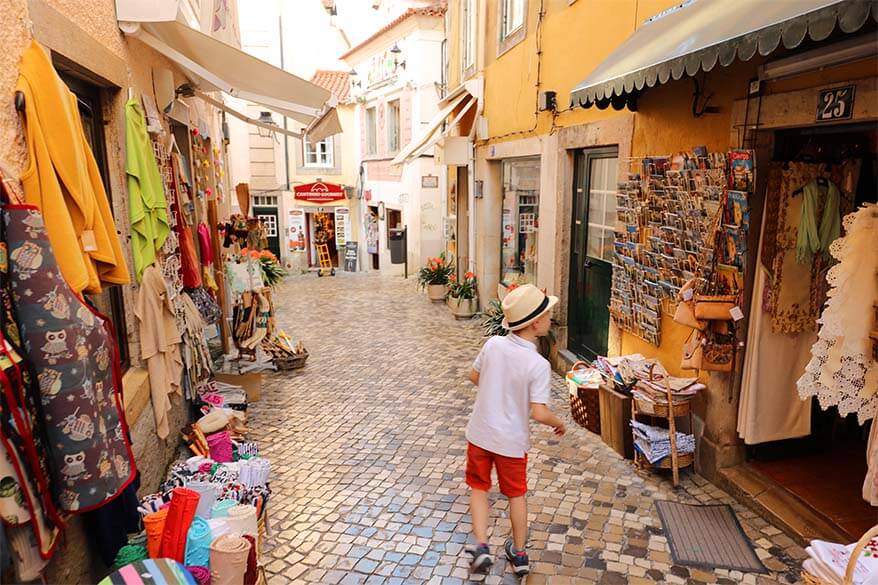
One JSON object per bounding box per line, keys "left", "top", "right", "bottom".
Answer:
{"left": 655, "top": 501, "right": 767, "bottom": 573}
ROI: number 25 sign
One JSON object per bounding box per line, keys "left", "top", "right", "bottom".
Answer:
{"left": 816, "top": 86, "right": 855, "bottom": 122}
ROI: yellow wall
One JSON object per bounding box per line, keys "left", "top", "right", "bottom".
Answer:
{"left": 289, "top": 104, "right": 359, "bottom": 187}
{"left": 479, "top": 0, "right": 682, "bottom": 142}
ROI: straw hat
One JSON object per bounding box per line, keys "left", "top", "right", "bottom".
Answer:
{"left": 501, "top": 284, "right": 559, "bottom": 331}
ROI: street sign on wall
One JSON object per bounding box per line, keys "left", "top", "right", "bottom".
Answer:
{"left": 294, "top": 181, "right": 346, "bottom": 203}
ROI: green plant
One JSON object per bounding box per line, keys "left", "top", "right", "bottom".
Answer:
{"left": 447, "top": 271, "right": 478, "bottom": 303}
{"left": 417, "top": 253, "right": 455, "bottom": 289}
{"left": 481, "top": 299, "right": 508, "bottom": 337}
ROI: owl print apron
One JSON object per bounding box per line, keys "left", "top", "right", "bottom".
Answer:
{"left": 4, "top": 205, "right": 136, "bottom": 513}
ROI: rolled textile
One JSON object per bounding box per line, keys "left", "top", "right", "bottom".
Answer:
{"left": 207, "top": 431, "right": 233, "bottom": 463}
{"left": 114, "top": 544, "right": 148, "bottom": 568}
{"left": 226, "top": 504, "right": 258, "bottom": 540}
{"left": 242, "top": 534, "right": 258, "bottom": 585}
{"left": 207, "top": 517, "right": 233, "bottom": 540}
{"left": 210, "top": 534, "right": 251, "bottom": 585}
{"left": 186, "top": 565, "right": 211, "bottom": 585}
{"left": 197, "top": 409, "right": 230, "bottom": 434}
{"left": 184, "top": 516, "right": 212, "bottom": 568}
{"left": 160, "top": 488, "right": 200, "bottom": 562}
{"left": 98, "top": 559, "right": 197, "bottom": 585}
{"left": 187, "top": 481, "right": 219, "bottom": 518}
{"left": 143, "top": 508, "right": 169, "bottom": 558}
{"left": 212, "top": 499, "right": 236, "bottom": 518}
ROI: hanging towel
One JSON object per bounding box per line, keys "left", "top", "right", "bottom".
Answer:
{"left": 15, "top": 41, "right": 129, "bottom": 294}
{"left": 136, "top": 265, "right": 184, "bottom": 439}
{"left": 126, "top": 99, "right": 170, "bottom": 282}
{"left": 796, "top": 179, "right": 840, "bottom": 263}
{"left": 184, "top": 516, "right": 212, "bottom": 568}
{"left": 143, "top": 508, "right": 168, "bottom": 559}
{"left": 159, "top": 488, "right": 200, "bottom": 562}
{"left": 187, "top": 481, "right": 218, "bottom": 518}
{"left": 210, "top": 534, "right": 251, "bottom": 585}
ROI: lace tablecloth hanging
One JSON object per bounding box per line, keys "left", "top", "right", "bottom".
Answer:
{"left": 797, "top": 203, "right": 878, "bottom": 424}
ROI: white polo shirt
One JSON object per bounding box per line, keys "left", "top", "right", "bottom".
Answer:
{"left": 465, "top": 334, "right": 552, "bottom": 458}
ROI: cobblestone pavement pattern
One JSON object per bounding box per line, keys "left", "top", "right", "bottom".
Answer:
{"left": 251, "top": 274, "right": 806, "bottom": 585}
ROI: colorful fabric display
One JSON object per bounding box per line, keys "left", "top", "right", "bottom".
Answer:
{"left": 188, "top": 481, "right": 219, "bottom": 518}
{"left": 207, "top": 517, "right": 233, "bottom": 540}
{"left": 183, "top": 516, "right": 212, "bottom": 568}
{"left": 159, "top": 488, "right": 200, "bottom": 562}
{"left": 243, "top": 534, "right": 258, "bottom": 585}
{"left": 209, "top": 534, "right": 251, "bottom": 585}
{"left": 207, "top": 431, "right": 234, "bottom": 463}
{"left": 143, "top": 508, "right": 168, "bottom": 559}
{"left": 98, "top": 559, "right": 197, "bottom": 585}
{"left": 226, "top": 504, "right": 258, "bottom": 540}
{"left": 238, "top": 457, "right": 270, "bottom": 488}
{"left": 212, "top": 499, "right": 237, "bottom": 518}
{"left": 630, "top": 420, "right": 695, "bottom": 464}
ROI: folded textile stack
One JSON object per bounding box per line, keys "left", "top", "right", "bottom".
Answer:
{"left": 630, "top": 420, "right": 695, "bottom": 464}
{"left": 803, "top": 537, "right": 878, "bottom": 584}
{"left": 632, "top": 378, "right": 705, "bottom": 405}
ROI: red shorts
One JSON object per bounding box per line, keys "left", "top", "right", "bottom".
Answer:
{"left": 465, "top": 442, "right": 528, "bottom": 497}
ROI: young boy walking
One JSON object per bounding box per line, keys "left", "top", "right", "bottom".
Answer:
{"left": 465, "top": 284, "right": 566, "bottom": 576}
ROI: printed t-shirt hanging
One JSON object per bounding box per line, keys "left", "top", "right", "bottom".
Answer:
{"left": 126, "top": 99, "right": 171, "bottom": 282}
{"left": 15, "top": 41, "right": 129, "bottom": 294}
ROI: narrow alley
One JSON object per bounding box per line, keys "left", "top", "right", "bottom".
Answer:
{"left": 250, "top": 274, "right": 805, "bottom": 585}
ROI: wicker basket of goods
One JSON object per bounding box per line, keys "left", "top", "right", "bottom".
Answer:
{"left": 801, "top": 524, "right": 878, "bottom": 584}
{"left": 261, "top": 332, "right": 308, "bottom": 371}
{"left": 567, "top": 360, "right": 601, "bottom": 435}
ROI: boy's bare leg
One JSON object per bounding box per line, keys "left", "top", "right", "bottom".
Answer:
{"left": 509, "top": 495, "right": 527, "bottom": 550}
{"left": 470, "top": 489, "right": 489, "bottom": 544}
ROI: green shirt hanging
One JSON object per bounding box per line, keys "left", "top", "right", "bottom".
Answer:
{"left": 126, "top": 98, "right": 170, "bottom": 282}
{"left": 795, "top": 178, "right": 840, "bottom": 264}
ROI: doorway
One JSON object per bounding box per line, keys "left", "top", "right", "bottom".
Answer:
{"left": 567, "top": 148, "right": 619, "bottom": 360}
{"left": 305, "top": 211, "right": 338, "bottom": 268}
{"left": 741, "top": 122, "right": 877, "bottom": 540}
{"left": 456, "top": 167, "right": 469, "bottom": 277}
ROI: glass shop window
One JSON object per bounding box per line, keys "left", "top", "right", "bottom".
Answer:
{"left": 501, "top": 157, "right": 540, "bottom": 285}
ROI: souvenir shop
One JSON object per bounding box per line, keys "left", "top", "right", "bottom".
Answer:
{"left": 285, "top": 182, "right": 358, "bottom": 272}
{"left": 0, "top": 2, "right": 332, "bottom": 579}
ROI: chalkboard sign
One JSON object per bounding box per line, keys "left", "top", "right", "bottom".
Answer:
{"left": 344, "top": 241, "right": 358, "bottom": 272}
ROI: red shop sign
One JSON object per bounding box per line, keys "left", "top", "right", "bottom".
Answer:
{"left": 294, "top": 181, "right": 346, "bottom": 203}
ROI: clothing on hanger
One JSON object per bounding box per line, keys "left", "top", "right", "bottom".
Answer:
{"left": 795, "top": 178, "right": 840, "bottom": 263}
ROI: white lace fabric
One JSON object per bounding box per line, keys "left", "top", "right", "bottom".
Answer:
{"left": 797, "top": 204, "right": 878, "bottom": 424}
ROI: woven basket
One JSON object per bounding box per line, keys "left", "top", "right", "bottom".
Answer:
{"left": 274, "top": 350, "right": 308, "bottom": 371}
{"left": 568, "top": 361, "right": 601, "bottom": 435}
{"left": 801, "top": 524, "right": 878, "bottom": 584}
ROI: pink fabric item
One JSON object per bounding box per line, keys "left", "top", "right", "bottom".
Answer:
{"left": 197, "top": 224, "right": 214, "bottom": 266}
{"left": 186, "top": 565, "right": 211, "bottom": 585}
{"left": 207, "top": 431, "right": 233, "bottom": 463}
{"left": 159, "top": 487, "right": 200, "bottom": 562}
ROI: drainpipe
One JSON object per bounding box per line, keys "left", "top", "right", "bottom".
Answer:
{"left": 279, "top": 13, "right": 291, "bottom": 192}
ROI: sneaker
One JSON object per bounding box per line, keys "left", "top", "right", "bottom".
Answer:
{"left": 467, "top": 543, "right": 493, "bottom": 573}
{"left": 504, "top": 539, "right": 529, "bottom": 577}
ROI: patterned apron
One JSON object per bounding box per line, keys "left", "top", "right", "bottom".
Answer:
{"left": 4, "top": 205, "right": 136, "bottom": 512}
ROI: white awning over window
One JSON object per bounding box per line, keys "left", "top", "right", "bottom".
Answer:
{"left": 392, "top": 86, "right": 479, "bottom": 167}
{"left": 570, "top": 0, "right": 877, "bottom": 109}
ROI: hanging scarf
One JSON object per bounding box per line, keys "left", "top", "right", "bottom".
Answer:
{"left": 796, "top": 179, "right": 840, "bottom": 263}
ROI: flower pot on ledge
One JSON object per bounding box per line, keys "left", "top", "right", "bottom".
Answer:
{"left": 447, "top": 296, "right": 478, "bottom": 319}
{"left": 427, "top": 283, "right": 447, "bottom": 302}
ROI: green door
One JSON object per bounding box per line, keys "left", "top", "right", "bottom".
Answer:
{"left": 253, "top": 207, "right": 281, "bottom": 258}
{"left": 568, "top": 148, "right": 619, "bottom": 360}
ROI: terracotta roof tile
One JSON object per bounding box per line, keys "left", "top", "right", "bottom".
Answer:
{"left": 340, "top": 2, "right": 446, "bottom": 60}
{"left": 310, "top": 70, "right": 351, "bottom": 102}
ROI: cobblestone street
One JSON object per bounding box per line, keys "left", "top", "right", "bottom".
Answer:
{"left": 250, "top": 274, "right": 806, "bottom": 585}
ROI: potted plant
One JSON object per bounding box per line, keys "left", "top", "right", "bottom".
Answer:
{"left": 446, "top": 271, "right": 479, "bottom": 318}
{"left": 417, "top": 254, "right": 454, "bottom": 301}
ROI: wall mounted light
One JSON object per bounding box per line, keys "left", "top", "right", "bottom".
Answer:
{"left": 256, "top": 111, "right": 277, "bottom": 139}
